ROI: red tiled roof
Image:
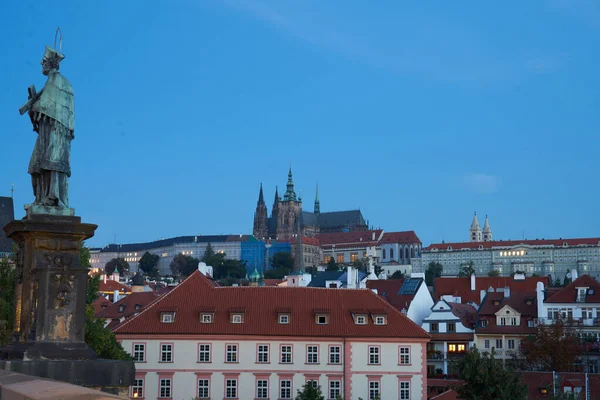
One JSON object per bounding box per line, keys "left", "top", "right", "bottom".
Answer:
{"left": 263, "top": 279, "right": 283, "bottom": 287}
{"left": 448, "top": 303, "right": 477, "bottom": 329}
{"left": 155, "top": 286, "right": 176, "bottom": 295}
{"left": 366, "top": 279, "right": 425, "bottom": 312}
{"left": 316, "top": 230, "right": 383, "bottom": 247}
{"left": 281, "top": 236, "right": 321, "bottom": 246}
{"left": 476, "top": 291, "right": 538, "bottom": 335}
{"left": 92, "top": 296, "right": 110, "bottom": 314}
{"left": 380, "top": 231, "right": 421, "bottom": 244}
{"left": 99, "top": 279, "right": 130, "bottom": 293}
{"left": 96, "top": 291, "right": 158, "bottom": 319}
{"left": 520, "top": 372, "right": 554, "bottom": 400}
{"left": 115, "top": 271, "right": 430, "bottom": 339}
{"left": 431, "top": 390, "right": 459, "bottom": 400}
{"left": 434, "top": 276, "right": 549, "bottom": 304}
{"left": 429, "top": 333, "right": 474, "bottom": 342}
{"left": 425, "top": 237, "right": 600, "bottom": 251}
{"left": 545, "top": 275, "right": 600, "bottom": 303}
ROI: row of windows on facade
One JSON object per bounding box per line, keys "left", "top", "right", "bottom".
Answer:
{"left": 160, "top": 312, "right": 388, "bottom": 326}
{"left": 132, "top": 343, "right": 411, "bottom": 365}
{"left": 430, "top": 319, "right": 533, "bottom": 331}
{"left": 484, "top": 339, "right": 518, "bottom": 350}
{"left": 131, "top": 376, "right": 411, "bottom": 400}
{"left": 382, "top": 248, "right": 419, "bottom": 260}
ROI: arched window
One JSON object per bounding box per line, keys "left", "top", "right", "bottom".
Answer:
{"left": 405, "top": 248, "right": 409, "bottom": 259}
{"left": 383, "top": 249, "right": 387, "bottom": 259}
{"left": 390, "top": 248, "right": 394, "bottom": 259}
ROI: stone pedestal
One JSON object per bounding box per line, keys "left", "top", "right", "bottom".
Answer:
{"left": 2, "top": 213, "right": 96, "bottom": 360}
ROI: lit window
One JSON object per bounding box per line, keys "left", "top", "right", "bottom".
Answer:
{"left": 160, "top": 344, "right": 173, "bottom": 363}
{"left": 307, "top": 345, "right": 318, "bottom": 364}
{"left": 159, "top": 378, "right": 171, "bottom": 398}
{"left": 280, "top": 345, "right": 292, "bottom": 363}
{"left": 225, "top": 379, "right": 237, "bottom": 398}
{"left": 226, "top": 344, "right": 238, "bottom": 363}
{"left": 198, "top": 379, "right": 209, "bottom": 399}
{"left": 368, "top": 346, "right": 380, "bottom": 364}
{"left": 131, "top": 378, "right": 144, "bottom": 398}
{"left": 279, "top": 314, "right": 289, "bottom": 324}
{"left": 399, "top": 347, "right": 410, "bottom": 364}
{"left": 356, "top": 315, "right": 367, "bottom": 325}
{"left": 329, "top": 380, "right": 341, "bottom": 399}
{"left": 448, "top": 344, "right": 457, "bottom": 352}
{"left": 257, "top": 344, "right": 269, "bottom": 363}
{"left": 329, "top": 346, "right": 341, "bottom": 364}
{"left": 198, "top": 344, "right": 211, "bottom": 362}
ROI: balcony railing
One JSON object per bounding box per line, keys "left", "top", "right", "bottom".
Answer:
{"left": 427, "top": 351, "right": 444, "bottom": 360}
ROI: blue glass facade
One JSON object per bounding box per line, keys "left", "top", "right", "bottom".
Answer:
{"left": 240, "top": 240, "right": 291, "bottom": 274}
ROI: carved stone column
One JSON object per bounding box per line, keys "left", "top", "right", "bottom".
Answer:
{"left": 3, "top": 212, "right": 97, "bottom": 360}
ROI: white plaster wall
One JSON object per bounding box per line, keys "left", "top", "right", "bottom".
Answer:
{"left": 407, "top": 284, "right": 434, "bottom": 326}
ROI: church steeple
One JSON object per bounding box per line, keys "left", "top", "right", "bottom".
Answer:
{"left": 253, "top": 184, "right": 268, "bottom": 239}
{"left": 283, "top": 166, "right": 297, "bottom": 202}
{"left": 482, "top": 214, "right": 492, "bottom": 242}
{"left": 271, "top": 186, "right": 279, "bottom": 219}
{"left": 470, "top": 212, "right": 483, "bottom": 242}
{"left": 314, "top": 183, "right": 320, "bottom": 216}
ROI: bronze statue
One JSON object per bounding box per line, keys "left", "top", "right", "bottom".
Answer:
{"left": 19, "top": 29, "right": 74, "bottom": 209}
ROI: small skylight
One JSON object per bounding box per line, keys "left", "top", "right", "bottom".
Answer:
{"left": 279, "top": 314, "right": 289, "bottom": 324}
{"left": 161, "top": 312, "right": 175, "bottom": 323}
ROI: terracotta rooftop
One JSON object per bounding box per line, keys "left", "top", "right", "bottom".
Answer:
{"left": 282, "top": 236, "right": 321, "bottom": 246}
{"left": 476, "top": 291, "right": 538, "bottom": 335}
{"left": 316, "top": 230, "right": 383, "bottom": 248}
{"left": 96, "top": 291, "right": 158, "bottom": 320}
{"left": 425, "top": 237, "right": 600, "bottom": 251}
{"left": 434, "top": 276, "right": 550, "bottom": 304}
{"left": 430, "top": 390, "right": 459, "bottom": 400}
{"left": 449, "top": 302, "right": 477, "bottom": 329}
{"left": 115, "top": 271, "right": 430, "bottom": 339}
{"left": 98, "top": 279, "right": 130, "bottom": 293}
{"left": 366, "top": 279, "right": 429, "bottom": 312}
{"left": 380, "top": 231, "right": 421, "bottom": 244}
{"left": 545, "top": 275, "right": 600, "bottom": 303}
{"left": 263, "top": 278, "right": 283, "bottom": 287}
{"left": 91, "top": 296, "right": 110, "bottom": 314}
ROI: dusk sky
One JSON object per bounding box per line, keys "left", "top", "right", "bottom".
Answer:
{"left": 1, "top": 1, "right": 599, "bottom": 248}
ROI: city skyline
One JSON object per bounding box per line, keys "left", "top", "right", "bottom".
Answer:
{"left": 1, "top": 1, "right": 599, "bottom": 247}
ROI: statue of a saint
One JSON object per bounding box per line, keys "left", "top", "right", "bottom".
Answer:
{"left": 20, "top": 35, "right": 74, "bottom": 210}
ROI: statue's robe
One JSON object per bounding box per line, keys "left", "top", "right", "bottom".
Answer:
{"left": 27, "top": 70, "right": 74, "bottom": 208}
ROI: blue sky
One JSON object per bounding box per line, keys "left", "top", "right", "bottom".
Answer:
{"left": 1, "top": 1, "right": 599, "bottom": 247}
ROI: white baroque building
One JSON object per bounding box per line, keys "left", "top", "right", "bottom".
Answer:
{"left": 115, "top": 271, "right": 430, "bottom": 400}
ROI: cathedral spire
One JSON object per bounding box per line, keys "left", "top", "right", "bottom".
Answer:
{"left": 314, "top": 183, "right": 320, "bottom": 216}
{"left": 283, "top": 166, "right": 297, "bottom": 202}
{"left": 257, "top": 183, "right": 265, "bottom": 206}
{"left": 253, "top": 184, "right": 268, "bottom": 239}
{"left": 470, "top": 212, "right": 482, "bottom": 242}
{"left": 483, "top": 214, "right": 492, "bottom": 242}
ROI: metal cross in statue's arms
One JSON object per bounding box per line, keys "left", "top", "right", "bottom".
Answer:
{"left": 19, "top": 85, "right": 40, "bottom": 115}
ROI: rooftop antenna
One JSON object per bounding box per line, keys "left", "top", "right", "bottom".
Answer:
{"left": 11, "top": 183, "right": 14, "bottom": 198}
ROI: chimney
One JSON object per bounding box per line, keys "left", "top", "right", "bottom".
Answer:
{"left": 103, "top": 274, "right": 107, "bottom": 284}
{"left": 480, "top": 290, "right": 487, "bottom": 303}
{"left": 347, "top": 266, "right": 355, "bottom": 289}
{"left": 536, "top": 281, "right": 545, "bottom": 320}
{"left": 571, "top": 269, "right": 578, "bottom": 280}
{"left": 505, "top": 286, "right": 510, "bottom": 298}
{"left": 372, "top": 232, "right": 375, "bottom": 241}
{"left": 470, "top": 273, "right": 476, "bottom": 291}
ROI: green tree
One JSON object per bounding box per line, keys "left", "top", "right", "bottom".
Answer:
{"left": 201, "top": 243, "right": 226, "bottom": 270}
{"left": 563, "top": 273, "right": 572, "bottom": 286}
{"left": 0, "top": 255, "right": 17, "bottom": 345}
{"left": 295, "top": 382, "right": 325, "bottom": 400}
{"left": 425, "top": 262, "right": 443, "bottom": 286}
{"left": 104, "top": 257, "right": 130, "bottom": 276}
{"left": 459, "top": 260, "right": 476, "bottom": 277}
{"left": 138, "top": 251, "right": 160, "bottom": 277}
{"left": 264, "top": 267, "right": 291, "bottom": 280}
{"left": 488, "top": 269, "right": 500, "bottom": 277}
{"left": 454, "top": 348, "right": 527, "bottom": 400}
{"left": 170, "top": 253, "right": 199, "bottom": 278}
{"left": 374, "top": 264, "right": 383, "bottom": 277}
{"left": 272, "top": 252, "right": 295, "bottom": 270}
{"left": 222, "top": 259, "right": 248, "bottom": 280}
{"left": 389, "top": 270, "right": 405, "bottom": 280}
{"left": 326, "top": 257, "right": 338, "bottom": 271}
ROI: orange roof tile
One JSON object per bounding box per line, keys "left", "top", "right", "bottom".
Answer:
{"left": 96, "top": 291, "right": 158, "bottom": 320}
{"left": 545, "top": 275, "right": 600, "bottom": 303}
{"left": 115, "top": 271, "right": 430, "bottom": 339}
{"left": 380, "top": 231, "right": 421, "bottom": 244}
{"left": 434, "top": 276, "right": 549, "bottom": 304}
{"left": 99, "top": 279, "right": 130, "bottom": 293}
{"left": 425, "top": 237, "right": 600, "bottom": 251}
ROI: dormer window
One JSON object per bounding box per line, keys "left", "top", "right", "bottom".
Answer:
{"left": 481, "top": 320, "right": 489, "bottom": 328}
{"left": 161, "top": 312, "right": 175, "bottom": 323}
{"left": 374, "top": 316, "right": 387, "bottom": 325}
{"left": 231, "top": 314, "right": 244, "bottom": 324}
{"left": 577, "top": 288, "right": 587, "bottom": 303}
{"left": 279, "top": 314, "right": 290, "bottom": 324}
{"left": 356, "top": 315, "right": 367, "bottom": 325}
{"left": 316, "top": 315, "right": 328, "bottom": 325}
{"left": 201, "top": 313, "right": 213, "bottom": 323}
{"left": 118, "top": 305, "right": 125, "bottom": 313}
{"left": 134, "top": 304, "right": 141, "bottom": 310}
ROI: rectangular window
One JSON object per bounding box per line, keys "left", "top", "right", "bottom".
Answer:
{"left": 356, "top": 315, "right": 367, "bottom": 325}
{"left": 368, "top": 346, "right": 380, "bottom": 365}
{"left": 307, "top": 345, "right": 319, "bottom": 364}
{"left": 329, "top": 380, "right": 341, "bottom": 399}
{"left": 484, "top": 340, "right": 490, "bottom": 349}
{"left": 337, "top": 254, "right": 344, "bottom": 264}
{"left": 375, "top": 316, "right": 386, "bottom": 325}
{"left": 280, "top": 345, "right": 292, "bottom": 363}
{"left": 256, "top": 379, "right": 268, "bottom": 399}
{"left": 496, "top": 339, "right": 503, "bottom": 349}
{"left": 131, "top": 378, "right": 144, "bottom": 398}
{"left": 447, "top": 322, "right": 456, "bottom": 332}
{"left": 226, "top": 344, "right": 238, "bottom": 363}
{"left": 198, "top": 379, "right": 209, "bottom": 399}
{"left": 307, "top": 380, "right": 318, "bottom": 389}
{"left": 198, "top": 344, "right": 211, "bottom": 363}
{"left": 258, "top": 344, "right": 269, "bottom": 363}
{"left": 133, "top": 343, "right": 145, "bottom": 362}
{"left": 280, "top": 380, "right": 292, "bottom": 399}
{"left": 159, "top": 378, "right": 171, "bottom": 399}
{"left": 225, "top": 379, "right": 237, "bottom": 398}
{"left": 231, "top": 314, "right": 243, "bottom": 324}
{"left": 430, "top": 323, "right": 438, "bottom": 332}
{"left": 350, "top": 253, "right": 359, "bottom": 262}
{"left": 458, "top": 344, "right": 466, "bottom": 352}
{"left": 369, "top": 381, "right": 380, "bottom": 400}
{"left": 329, "top": 346, "right": 341, "bottom": 364}
{"left": 399, "top": 381, "right": 410, "bottom": 400}
{"left": 201, "top": 314, "right": 212, "bottom": 323}
{"left": 508, "top": 339, "right": 515, "bottom": 349}
{"left": 399, "top": 347, "right": 410, "bottom": 364}
{"left": 279, "top": 314, "right": 289, "bottom": 324}
{"left": 317, "top": 315, "right": 328, "bottom": 324}
{"left": 161, "top": 313, "right": 174, "bottom": 323}
{"left": 448, "top": 344, "right": 456, "bottom": 352}
{"left": 500, "top": 317, "right": 506, "bottom": 326}
{"left": 510, "top": 317, "right": 517, "bottom": 326}
{"left": 160, "top": 343, "right": 173, "bottom": 363}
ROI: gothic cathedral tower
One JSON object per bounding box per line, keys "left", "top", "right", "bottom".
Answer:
{"left": 482, "top": 214, "right": 493, "bottom": 242}
{"left": 252, "top": 184, "right": 268, "bottom": 240}
{"left": 276, "top": 167, "right": 302, "bottom": 240}
{"left": 469, "top": 212, "right": 483, "bottom": 242}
